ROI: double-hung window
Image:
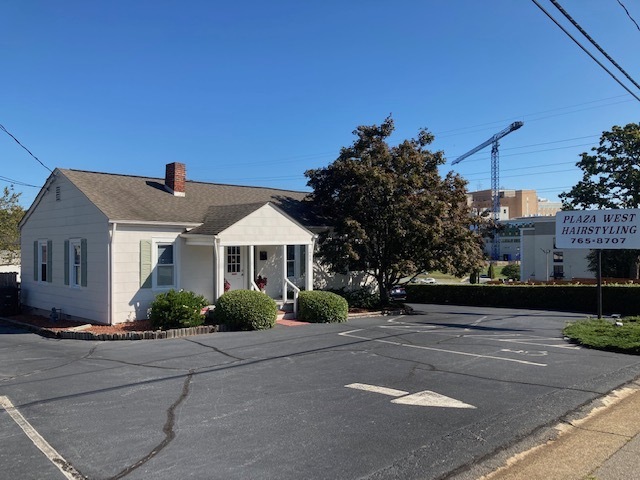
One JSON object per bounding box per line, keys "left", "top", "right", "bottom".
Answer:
{"left": 65, "top": 239, "right": 88, "bottom": 287}
{"left": 156, "top": 243, "right": 175, "bottom": 287}
{"left": 34, "top": 240, "right": 52, "bottom": 283}
{"left": 141, "top": 239, "right": 177, "bottom": 289}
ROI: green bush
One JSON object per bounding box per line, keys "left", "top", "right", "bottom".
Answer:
{"left": 327, "top": 287, "right": 380, "bottom": 309}
{"left": 149, "top": 289, "right": 208, "bottom": 330}
{"left": 299, "top": 290, "right": 348, "bottom": 323}
{"left": 488, "top": 263, "right": 496, "bottom": 279}
{"left": 214, "top": 290, "right": 277, "bottom": 330}
{"left": 501, "top": 264, "right": 520, "bottom": 281}
{"left": 405, "top": 284, "right": 640, "bottom": 316}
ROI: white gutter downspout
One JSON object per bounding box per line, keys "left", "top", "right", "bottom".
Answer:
{"left": 108, "top": 222, "right": 117, "bottom": 325}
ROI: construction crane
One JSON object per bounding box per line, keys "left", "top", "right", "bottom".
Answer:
{"left": 452, "top": 121, "right": 524, "bottom": 260}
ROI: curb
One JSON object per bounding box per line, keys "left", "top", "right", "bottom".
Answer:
{"left": 0, "top": 317, "right": 219, "bottom": 341}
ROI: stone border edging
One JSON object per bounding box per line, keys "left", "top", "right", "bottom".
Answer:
{"left": 0, "top": 317, "right": 219, "bottom": 341}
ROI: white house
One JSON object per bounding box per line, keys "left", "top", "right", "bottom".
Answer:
{"left": 19, "top": 162, "right": 340, "bottom": 325}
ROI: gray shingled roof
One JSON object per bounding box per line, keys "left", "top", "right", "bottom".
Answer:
{"left": 59, "top": 169, "right": 315, "bottom": 227}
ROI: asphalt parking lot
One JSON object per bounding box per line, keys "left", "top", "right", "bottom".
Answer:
{"left": 2, "top": 305, "right": 640, "bottom": 480}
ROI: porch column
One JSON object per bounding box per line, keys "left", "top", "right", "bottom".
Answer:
{"left": 215, "top": 242, "right": 225, "bottom": 300}
{"left": 305, "top": 243, "right": 314, "bottom": 291}
{"left": 282, "top": 244, "right": 288, "bottom": 301}
{"left": 248, "top": 245, "right": 255, "bottom": 290}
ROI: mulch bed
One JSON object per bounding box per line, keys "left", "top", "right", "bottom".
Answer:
{"left": 4, "top": 314, "right": 153, "bottom": 334}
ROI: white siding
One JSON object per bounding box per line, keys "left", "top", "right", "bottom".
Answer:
{"left": 218, "top": 204, "right": 313, "bottom": 246}
{"left": 111, "top": 225, "right": 185, "bottom": 323}
{"left": 181, "top": 245, "right": 214, "bottom": 302}
{"left": 20, "top": 173, "right": 110, "bottom": 323}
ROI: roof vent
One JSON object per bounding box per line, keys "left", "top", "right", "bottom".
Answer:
{"left": 165, "top": 162, "right": 186, "bottom": 197}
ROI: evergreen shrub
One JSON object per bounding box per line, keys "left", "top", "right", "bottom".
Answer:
{"left": 299, "top": 290, "right": 348, "bottom": 323}
{"left": 215, "top": 290, "right": 277, "bottom": 330}
{"left": 149, "top": 289, "right": 208, "bottom": 330}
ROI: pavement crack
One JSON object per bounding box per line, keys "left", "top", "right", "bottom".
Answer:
{"left": 182, "top": 337, "right": 245, "bottom": 361}
{"left": 107, "top": 369, "right": 194, "bottom": 480}
{"left": 1, "top": 344, "right": 100, "bottom": 383}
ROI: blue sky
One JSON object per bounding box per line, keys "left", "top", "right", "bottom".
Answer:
{"left": 2, "top": 0, "right": 638, "bottom": 208}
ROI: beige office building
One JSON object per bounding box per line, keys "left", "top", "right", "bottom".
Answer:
{"left": 468, "top": 189, "right": 561, "bottom": 220}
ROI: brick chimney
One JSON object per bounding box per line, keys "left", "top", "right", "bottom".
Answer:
{"left": 165, "top": 162, "right": 186, "bottom": 197}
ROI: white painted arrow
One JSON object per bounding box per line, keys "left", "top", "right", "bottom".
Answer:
{"left": 345, "top": 383, "right": 476, "bottom": 409}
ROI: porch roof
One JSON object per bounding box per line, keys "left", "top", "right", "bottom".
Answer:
{"left": 188, "top": 202, "right": 266, "bottom": 235}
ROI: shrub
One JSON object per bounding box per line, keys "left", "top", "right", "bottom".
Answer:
{"left": 214, "top": 290, "right": 277, "bottom": 330}
{"left": 149, "top": 289, "right": 208, "bottom": 330}
{"left": 501, "top": 264, "right": 520, "bottom": 281}
{"left": 488, "top": 263, "right": 496, "bottom": 279}
{"left": 328, "top": 287, "right": 380, "bottom": 309}
{"left": 299, "top": 290, "right": 348, "bottom": 323}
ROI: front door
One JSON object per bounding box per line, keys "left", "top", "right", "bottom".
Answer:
{"left": 226, "top": 246, "right": 245, "bottom": 290}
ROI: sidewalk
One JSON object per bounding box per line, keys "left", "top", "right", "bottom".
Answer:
{"left": 476, "top": 381, "right": 640, "bottom": 480}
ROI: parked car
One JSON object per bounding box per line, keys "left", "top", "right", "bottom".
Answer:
{"left": 413, "top": 277, "right": 436, "bottom": 284}
{"left": 390, "top": 286, "right": 407, "bottom": 300}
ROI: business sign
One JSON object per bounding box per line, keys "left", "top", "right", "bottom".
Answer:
{"left": 556, "top": 209, "right": 640, "bottom": 249}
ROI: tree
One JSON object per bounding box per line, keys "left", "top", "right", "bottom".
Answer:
{"left": 559, "top": 123, "right": 640, "bottom": 278}
{"left": 0, "top": 186, "right": 24, "bottom": 266}
{"left": 501, "top": 264, "right": 520, "bottom": 281}
{"left": 305, "top": 117, "right": 485, "bottom": 304}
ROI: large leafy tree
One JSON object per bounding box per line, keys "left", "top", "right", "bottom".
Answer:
{"left": 560, "top": 123, "right": 640, "bottom": 278}
{"left": 0, "top": 186, "right": 24, "bottom": 266}
{"left": 305, "top": 117, "right": 484, "bottom": 303}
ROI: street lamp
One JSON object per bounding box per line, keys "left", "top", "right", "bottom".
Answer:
{"left": 540, "top": 248, "right": 550, "bottom": 281}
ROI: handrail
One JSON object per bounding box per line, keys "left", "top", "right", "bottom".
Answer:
{"left": 250, "top": 280, "right": 260, "bottom": 291}
{"left": 284, "top": 278, "right": 300, "bottom": 316}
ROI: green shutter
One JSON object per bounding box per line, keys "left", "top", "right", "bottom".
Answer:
{"left": 33, "top": 241, "right": 38, "bottom": 281}
{"left": 64, "top": 240, "right": 70, "bottom": 285}
{"left": 81, "top": 238, "right": 88, "bottom": 287}
{"left": 46, "top": 240, "right": 53, "bottom": 283}
{"left": 140, "top": 240, "right": 152, "bottom": 288}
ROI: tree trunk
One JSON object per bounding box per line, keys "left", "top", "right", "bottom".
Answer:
{"left": 378, "top": 272, "right": 389, "bottom": 305}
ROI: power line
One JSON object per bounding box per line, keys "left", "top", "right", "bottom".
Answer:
{"left": 616, "top": 0, "right": 640, "bottom": 32}
{"left": 0, "top": 123, "right": 53, "bottom": 173}
{"left": 0, "top": 175, "right": 39, "bottom": 188}
{"left": 531, "top": 0, "right": 640, "bottom": 102}
{"left": 433, "top": 94, "right": 630, "bottom": 137}
{"left": 549, "top": 0, "right": 640, "bottom": 91}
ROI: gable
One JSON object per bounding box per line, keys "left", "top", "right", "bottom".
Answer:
{"left": 217, "top": 203, "right": 314, "bottom": 246}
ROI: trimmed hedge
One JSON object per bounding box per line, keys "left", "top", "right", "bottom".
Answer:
{"left": 405, "top": 284, "right": 640, "bottom": 316}
{"left": 148, "top": 289, "right": 208, "bottom": 330}
{"left": 299, "top": 291, "right": 349, "bottom": 323}
{"left": 214, "top": 290, "right": 277, "bottom": 330}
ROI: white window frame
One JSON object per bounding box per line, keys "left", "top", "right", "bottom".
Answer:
{"left": 286, "top": 245, "right": 296, "bottom": 278}
{"left": 70, "top": 239, "right": 82, "bottom": 287}
{"left": 38, "top": 240, "right": 48, "bottom": 283}
{"left": 152, "top": 238, "right": 178, "bottom": 290}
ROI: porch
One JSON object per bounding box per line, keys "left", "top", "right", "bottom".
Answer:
{"left": 180, "top": 202, "right": 317, "bottom": 315}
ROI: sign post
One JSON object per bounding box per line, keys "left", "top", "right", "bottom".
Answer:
{"left": 556, "top": 209, "right": 640, "bottom": 319}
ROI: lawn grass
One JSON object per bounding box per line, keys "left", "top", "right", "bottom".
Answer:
{"left": 563, "top": 316, "right": 640, "bottom": 354}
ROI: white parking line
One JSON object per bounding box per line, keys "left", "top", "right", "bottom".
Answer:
{"left": 493, "top": 337, "right": 581, "bottom": 350}
{"left": 0, "top": 396, "right": 84, "bottom": 480}
{"left": 339, "top": 330, "right": 547, "bottom": 367}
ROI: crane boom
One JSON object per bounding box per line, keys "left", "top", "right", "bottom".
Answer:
{"left": 451, "top": 121, "right": 524, "bottom": 260}
{"left": 451, "top": 121, "right": 523, "bottom": 165}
